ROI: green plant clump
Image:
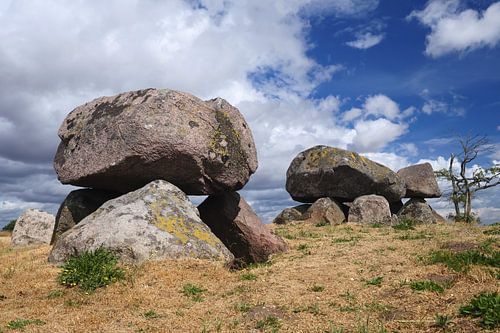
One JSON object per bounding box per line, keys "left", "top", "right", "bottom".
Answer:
{"left": 255, "top": 315, "right": 281, "bottom": 332}
{"left": 6, "top": 318, "right": 45, "bottom": 330}
{"left": 365, "top": 276, "right": 383, "bottom": 286}
{"left": 410, "top": 280, "right": 445, "bottom": 293}
{"left": 181, "top": 283, "right": 206, "bottom": 302}
{"left": 57, "top": 248, "right": 125, "bottom": 292}
{"left": 428, "top": 249, "right": 499, "bottom": 272}
{"left": 392, "top": 219, "right": 415, "bottom": 230}
{"left": 459, "top": 292, "right": 499, "bottom": 329}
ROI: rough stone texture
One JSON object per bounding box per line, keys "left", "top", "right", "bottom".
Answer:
{"left": 11, "top": 209, "right": 55, "bottom": 246}
{"left": 286, "top": 145, "right": 405, "bottom": 203}
{"left": 54, "top": 88, "right": 258, "bottom": 194}
{"left": 432, "top": 209, "right": 447, "bottom": 223}
{"left": 347, "top": 195, "right": 392, "bottom": 224}
{"left": 48, "top": 180, "right": 233, "bottom": 265}
{"left": 51, "top": 189, "right": 120, "bottom": 244}
{"left": 302, "top": 198, "right": 345, "bottom": 225}
{"left": 272, "top": 204, "right": 310, "bottom": 224}
{"left": 198, "top": 192, "right": 287, "bottom": 266}
{"left": 397, "top": 198, "right": 438, "bottom": 224}
{"left": 397, "top": 163, "right": 441, "bottom": 198}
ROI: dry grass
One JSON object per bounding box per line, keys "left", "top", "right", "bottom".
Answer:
{"left": 0, "top": 223, "right": 498, "bottom": 332}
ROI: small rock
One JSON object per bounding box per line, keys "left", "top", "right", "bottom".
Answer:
{"left": 11, "top": 209, "right": 55, "bottom": 246}
{"left": 347, "top": 195, "right": 392, "bottom": 225}
{"left": 303, "top": 198, "right": 345, "bottom": 225}
{"left": 397, "top": 163, "right": 441, "bottom": 198}
{"left": 397, "top": 198, "right": 439, "bottom": 224}
{"left": 272, "top": 204, "right": 310, "bottom": 224}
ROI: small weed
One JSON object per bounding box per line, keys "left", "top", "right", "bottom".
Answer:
{"left": 143, "top": 310, "right": 159, "bottom": 319}
{"left": 339, "top": 291, "right": 356, "bottom": 301}
{"left": 47, "top": 290, "right": 64, "bottom": 299}
{"left": 315, "top": 219, "right": 329, "bottom": 227}
{"left": 58, "top": 248, "right": 125, "bottom": 292}
{"left": 332, "top": 236, "right": 359, "bottom": 244}
{"left": 297, "top": 244, "right": 311, "bottom": 255}
{"left": 181, "top": 283, "right": 206, "bottom": 302}
{"left": 365, "top": 276, "right": 383, "bottom": 286}
{"left": 397, "top": 232, "right": 429, "bottom": 240}
{"left": 64, "top": 299, "right": 83, "bottom": 308}
{"left": 275, "top": 228, "right": 297, "bottom": 240}
{"left": 338, "top": 305, "right": 359, "bottom": 312}
{"left": 370, "top": 223, "right": 384, "bottom": 228}
{"left": 240, "top": 272, "right": 257, "bottom": 281}
{"left": 387, "top": 246, "right": 396, "bottom": 251}
{"left": 310, "top": 284, "right": 325, "bottom": 292}
{"left": 392, "top": 219, "right": 415, "bottom": 230}
{"left": 246, "top": 261, "right": 273, "bottom": 269}
{"left": 410, "top": 280, "right": 445, "bottom": 293}
{"left": 6, "top": 318, "right": 45, "bottom": 330}
{"left": 434, "top": 314, "right": 451, "bottom": 329}
{"left": 235, "top": 302, "right": 252, "bottom": 312}
{"left": 255, "top": 315, "right": 281, "bottom": 332}
{"left": 293, "top": 303, "right": 321, "bottom": 315}
{"left": 298, "top": 230, "right": 320, "bottom": 238}
{"left": 459, "top": 292, "right": 499, "bottom": 329}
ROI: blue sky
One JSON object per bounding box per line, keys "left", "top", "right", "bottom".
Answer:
{"left": 0, "top": 0, "right": 499, "bottom": 227}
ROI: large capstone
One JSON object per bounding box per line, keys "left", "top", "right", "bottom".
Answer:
{"left": 11, "top": 209, "right": 55, "bottom": 246}
{"left": 51, "top": 189, "right": 120, "bottom": 244}
{"left": 54, "top": 89, "right": 258, "bottom": 194}
{"left": 286, "top": 146, "right": 405, "bottom": 202}
{"left": 198, "top": 192, "right": 287, "bottom": 267}
{"left": 48, "top": 180, "right": 233, "bottom": 265}
{"left": 397, "top": 163, "right": 441, "bottom": 198}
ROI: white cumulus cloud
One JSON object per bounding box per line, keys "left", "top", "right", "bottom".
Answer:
{"left": 346, "top": 32, "right": 384, "bottom": 49}
{"left": 409, "top": 0, "right": 500, "bottom": 57}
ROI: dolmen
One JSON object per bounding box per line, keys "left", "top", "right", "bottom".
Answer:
{"left": 49, "top": 88, "right": 286, "bottom": 266}
{"left": 274, "top": 145, "right": 444, "bottom": 225}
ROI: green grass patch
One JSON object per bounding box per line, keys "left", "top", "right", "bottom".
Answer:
{"left": 332, "top": 236, "right": 360, "bottom": 244}
{"left": 459, "top": 292, "right": 499, "bottom": 329}
{"left": 392, "top": 219, "right": 415, "bottom": 231}
{"left": 315, "top": 219, "right": 329, "bottom": 227}
{"left": 240, "top": 272, "right": 257, "bottom": 281}
{"left": 365, "top": 276, "right": 383, "bottom": 287}
{"left": 57, "top": 248, "right": 125, "bottom": 292}
{"left": 410, "top": 280, "right": 445, "bottom": 293}
{"left": 235, "top": 302, "right": 252, "bottom": 312}
{"left": 397, "top": 232, "right": 430, "bottom": 240}
{"left": 181, "top": 283, "right": 206, "bottom": 302}
{"left": 255, "top": 315, "right": 281, "bottom": 332}
{"left": 297, "top": 243, "right": 311, "bottom": 255}
{"left": 293, "top": 303, "right": 321, "bottom": 315}
{"left": 428, "top": 249, "right": 499, "bottom": 272}
{"left": 47, "top": 290, "right": 64, "bottom": 299}
{"left": 434, "top": 314, "right": 451, "bottom": 329}
{"left": 143, "top": 310, "right": 159, "bottom": 319}
{"left": 6, "top": 318, "right": 45, "bottom": 330}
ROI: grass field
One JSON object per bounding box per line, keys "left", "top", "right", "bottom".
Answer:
{"left": 0, "top": 222, "right": 498, "bottom": 332}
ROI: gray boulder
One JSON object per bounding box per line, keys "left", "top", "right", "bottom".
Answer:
{"left": 397, "top": 198, "right": 439, "bottom": 224}
{"left": 272, "top": 204, "right": 310, "bottom": 224}
{"left": 198, "top": 192, "right": 287, "bottom": 267}
{"left": 397, "top": 163, "right": 441, "bottom": 198}
{"left": 52, "top": 189, "right": 119, "bottom": 244}
{"left": 286, "top": 146, "right": 405, "bottom": 202}
{"left": 48, "top": 180, "right": 233, "bottom": 265}
{"left": 11, "top": 209, "right": 55, "bottom": 246}
{"left": 347, "top": 195, "right": 392, "bottom": 225}
{"left": 303, "top": 198, "right": 345, "bottom": 225}
{"left": 54, "top": 88, "right": 258, "bottom": 194}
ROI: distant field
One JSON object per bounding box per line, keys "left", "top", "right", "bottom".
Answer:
{"left": 0, "top": 223, "right": 498, "bottom": 332}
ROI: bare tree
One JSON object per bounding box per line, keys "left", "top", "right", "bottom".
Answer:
{"left": 436, "top": 134, "right": 499, "bottom": 223}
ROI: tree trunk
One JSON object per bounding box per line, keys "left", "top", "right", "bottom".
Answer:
{"left": 449, "top": 155, "right": 460, "bottom": 217}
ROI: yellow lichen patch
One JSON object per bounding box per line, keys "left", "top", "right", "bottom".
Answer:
{"left": 155, "top": 216, "right": 190, "bottom": 245}
{"left": 193, "top": 228, "right": 218, "bottom": 247}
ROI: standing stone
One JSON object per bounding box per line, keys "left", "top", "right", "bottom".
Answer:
{"left": 286, "top": 146, "right": 405, "bottom": 203}
{"left": 52, "top": 189, "right": 120, "bottom": 244}
{"left": 347, "top": 195, "right": 392, "bottom": 225}
{"left": 397, "top": 163, "right": 441, "bottom": 198}
{"left": 198, "top": 192, "right": 287, "bottom": 267}
{"left": 48, "top": 180, "right": 233, "bottom": 265}
{"left": 272, "top": 204, "right": 310, "bottom": 224}
{"left": 397, "top": 198, "right": 439, "bottom": 224}
{"left": 54, "top": 89, "right": 258, "bottom": 194}
{"left": 11, "top": 209, "right": 55, "bottom": 246}
{"left": 302, "top": 198, "right": 345, "bottom": 225}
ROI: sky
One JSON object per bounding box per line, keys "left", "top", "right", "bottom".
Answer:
{"left": 0, "top": 0, "right": 499, "bottom": 227}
